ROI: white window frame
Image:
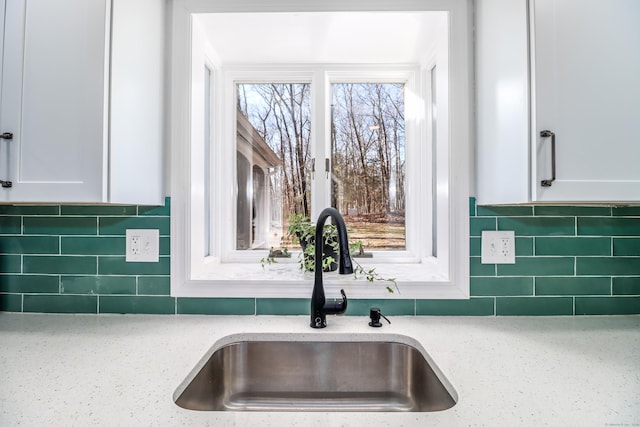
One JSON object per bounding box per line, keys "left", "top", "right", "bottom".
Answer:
{"left": 171, "top": 0, "right": 471, "bottom": 300}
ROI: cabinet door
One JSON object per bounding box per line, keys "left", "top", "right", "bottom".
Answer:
{"left": 0, "top": 0, "right": 108, "bottom": 202}
{"left": 532, "top": 0, "right": 640, "bottom": 201}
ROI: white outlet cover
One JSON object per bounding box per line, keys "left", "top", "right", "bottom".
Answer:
{"left": 481, "top": 230, "right": 516, "bottom": 264}
{"left": 126, "top": 229, "right": 160, "bottom": 262}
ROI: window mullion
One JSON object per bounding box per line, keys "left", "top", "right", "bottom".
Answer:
{"left": 310, "top": 69, "right": 331, "bottom": 220}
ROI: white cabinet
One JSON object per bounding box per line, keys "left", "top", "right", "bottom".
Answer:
{"left": 476, "top": 0, "right": 640, "bottom": 204}
{"left": 0, "top": 0, "right": 164, "bottom": 204}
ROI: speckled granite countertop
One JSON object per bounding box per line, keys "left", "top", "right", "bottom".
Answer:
{"left": 1, "top": 313, "right": 638, "bottom": 426}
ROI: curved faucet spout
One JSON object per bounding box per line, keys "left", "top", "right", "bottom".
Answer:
{"left": 310, "top": 207, "right": 353, "bottom": 328}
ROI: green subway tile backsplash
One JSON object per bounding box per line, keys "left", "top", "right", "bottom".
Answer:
{"left": 24, "top": 294, "right": 97, "bottom": 314}
{"left": 613, "top": 238, "right": 640, "bottom": 256}
{"left": 416, "top": 298, "right": 495, "bottom": 316}
{"left": 61, "top": 276, "right": 136, "bottom": 295}
{"left": 578, "top": 217, "right": 640, "bottom": 236}
{"left": 0, "top": 293, "right": 22, "bottom": 312}
{"left": 177, "top": 297, "right": 254, "bottom": 315}
{"left": 0, "top": 216, "right": 21, "bottom": 234}
{"left": 498, "top": 217, "right": 575, "bottom": 236}
{"left": 612, "top": 277, "right": 640, "bottom": 295}
{"left": 60, "top": 205, "right": 137, "bottom": 216}
{"left": 534, "top": 206, "right": 611, "bottom": 216}
{"left": 1, "top": 197, "right": 639, "bottom": 316}
{"left": 23, "top": 217, "right": 97, "bottom": 235}
{"left": 99, "top": 296, "right": 175, "bottom": 314}
{"left": 61, "top": 236, "right": 125, "bottom": 255}
{"left": 535, "top": 237, "right": 611, "bottom": 256}
{"left": 496, "top": 297, "right": 574, "bottom": 316}
{"left": 0, "top": 236, "right": 59, "bottom": 254}
{"left": 24, "top": 255, "right": 96, "bottom": 275}
{"left": 535, "top": 277, "right": 611, "bottom": 296}
{"left": 0, "top": 275, "right": 59, "bottom": 293}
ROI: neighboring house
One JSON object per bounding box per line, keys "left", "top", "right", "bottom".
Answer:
{"left": 236, "top": 110, "right": 282, "bottom": 250}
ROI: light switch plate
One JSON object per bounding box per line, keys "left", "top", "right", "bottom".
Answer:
{"left": 481, "top": 230, "right": 516, "bottom": 264}
{"left": 126, "top": 229, "right": 159, "bottom": 262}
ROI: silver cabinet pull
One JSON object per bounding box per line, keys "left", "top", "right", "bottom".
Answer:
{"left": 540, "top": 130, "right": 556, "bottom": 187}
{"left": 1, "top": 132, "right": 13, "bottom": 188}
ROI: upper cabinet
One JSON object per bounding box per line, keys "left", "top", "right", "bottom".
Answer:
{"left": 0, "top": 0, "right": 164, "bottom": 204}
{"left": 476, "top": 0, "right": 640, "bottom": 204}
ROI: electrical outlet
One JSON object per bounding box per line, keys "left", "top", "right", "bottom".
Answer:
{"left": 481, "top": 230, "right": 516, "bottom": 264}
{"left": 126, "top": 229, "right": 159, "bottom": 262}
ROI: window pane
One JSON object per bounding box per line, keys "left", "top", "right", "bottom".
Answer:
{"left": 331, "top": 83, "right": 406, "bottom": 251}
{"left": 236, "top": 83, "right": 312, "bottom": 250}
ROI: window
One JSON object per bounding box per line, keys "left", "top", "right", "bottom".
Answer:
{"left": 171, "top": 2, "right": 471, "bottom": 299}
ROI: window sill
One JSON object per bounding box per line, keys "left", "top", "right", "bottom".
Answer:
{"left": 171, "top": 261, "right": 469, "bottom": 299}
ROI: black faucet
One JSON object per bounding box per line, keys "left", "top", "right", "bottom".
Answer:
{"left": 310, "top": 207, "right": 352, "bottom": 328}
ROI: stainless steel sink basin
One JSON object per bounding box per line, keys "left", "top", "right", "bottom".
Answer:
{"left": 174, "top": 333, "right": 457, "bottom": 412}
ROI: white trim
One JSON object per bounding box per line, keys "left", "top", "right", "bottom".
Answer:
{"left": 171, "top": 0, "right": 471, "bottom": 300}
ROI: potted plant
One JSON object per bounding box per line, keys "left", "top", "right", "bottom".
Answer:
{"left": 262, "top": 213, "right": 398, "bottom": 293}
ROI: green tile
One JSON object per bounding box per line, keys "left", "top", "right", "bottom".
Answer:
{"left": 0, "top": 216, "right": 21, "bottom": 234}
{"left": 497, "top": 257, "right": 574, "bottom": 276}
{"left": 470, "top": 237, "right": 481, "bottom": 256}
{"left": 60, "top": 205, "right": 137, "bottom": 216}
{"left": 498, "top": 217, "right": 575, "bottom": 236}
{"left": 469, "top": 197, "right": 476, "bottom": 217}
{"left": 577, "top": 217, "right": 640, "bottom": 236}
{"left": 576, "top": 257, "right": 640, "bottom": 276}
{"left": 138, "top": 276, "right": 171, "bottom": 295}
{"left": 495, "top": 297, "right": 573, "bottom": 315}
{"left": 470, "top": 217, "right": 496, "bottom": 236}
{"left": 24, "top": 256, "right": 96, "bottom": 274}
{"left": 99, "top": 216, "right": 170, "bottom": 236}
{"left": 416, "top": 298, "right": 494, "bottom": 316}
{"left": 535, "top": 237, "right": 611, "bottom": 256}
{"left": 345, "top": 299, "right": 415, "bottom": 316}
{"left": 0, "top": 236, "right": 59, "bottom": 254}
{"left": 612, "top": 277, "right": 640, "bottom": 295}
{"left": 99, "top": 296, "right": 175, "bottom": 314}
{"left": 470, "top": 277, "right": 533, "bottom": 296}
{"left": 0, "top": 275, "right": 59, "bottom": 293}
{"left": 23, "top": 216, "right": 97, "bottom": 235}
{"left": 612, "top": 206, "right": 640, "bottom": 216}
{"left": 24, "top": 294, "right": 97, "bottom": 314}
{"left": 138, "top": 198, "right": 171, "bottom": 216}
{"left": 575, "top": 296, "right": 640, "bottom": 315}
{"left": 61, "top": 276, "right": 136, "bottom": 295}
{"left": 535, "top": 277, "right": 611, "bottom": 296}
{"left": 159, "top": 237, "right": 171, "bottom": 256}
{"left": 0, "top": 205, "right": 58, "bottom": 215}
{"left": 515, "top": 237, "right": 534, "bottom": 256}
{"left": 534, "top": 206, "right": 611, "bottom": 216}
{"left": 256, "top": 298, "right": 309, "bottom": 315}
{"left": 477, "top": 206, "right": 533, "bottom": 217}
{"left": 0, "top": 293, "right": 22, "bottom": 312}
{"left": 98, "top": 256, "right": 169, "bottom": 275}
{"left": 177, "top": 298, "right": 255, "bottom": 315}
{"left": 470, "top": 257, "right": 496, "bottom": 276}
{"left": 0, "top": 255, "right": 21, "bottom": 273}
{"left": 61, "top": 236, "right": 124, "bottom": 255}
{"left": 613, "top": 238, "right": 640, "bottom": 256}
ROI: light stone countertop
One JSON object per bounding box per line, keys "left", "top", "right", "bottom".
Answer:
{"left": 0, "top": 313, "right": 638, "bottom": 426}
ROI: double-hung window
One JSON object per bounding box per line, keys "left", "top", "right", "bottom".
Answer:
{"left": 171, "top": 3, "right": 471, "bottom": 299}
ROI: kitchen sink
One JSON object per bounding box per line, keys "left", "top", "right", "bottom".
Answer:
{"left": 173, "top": 333, "right": 457, "bottom": 412}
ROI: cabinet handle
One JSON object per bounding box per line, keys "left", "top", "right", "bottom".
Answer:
{"left": 1, "top": 132, "right": 13, "bottom": 188}
{"left": 540, "top": 130, "right": 556, "bottom": 187}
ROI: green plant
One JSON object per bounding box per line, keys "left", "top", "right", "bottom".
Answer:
{"left": 264, "top": 214, "right": 398, "bottom": 293}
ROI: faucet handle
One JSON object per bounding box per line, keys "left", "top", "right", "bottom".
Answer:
{"left": 323, "top": 289, "right": 348, "bottom": 315}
